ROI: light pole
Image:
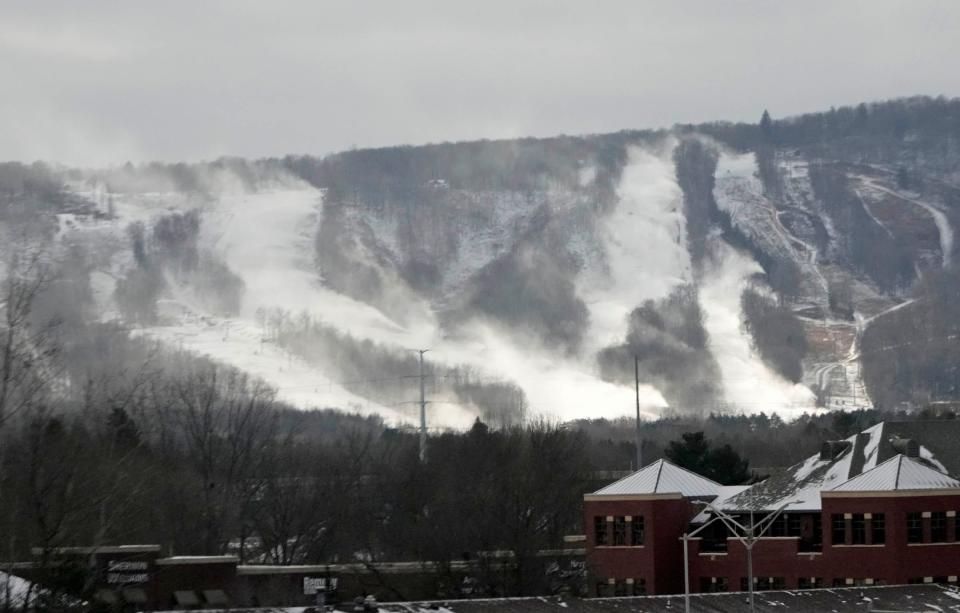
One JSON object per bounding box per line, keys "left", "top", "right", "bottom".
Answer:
{"left": 682, "top": 499, "right": 802, "bottom": 613}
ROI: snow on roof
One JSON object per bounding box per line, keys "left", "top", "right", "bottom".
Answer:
{"left": 920, "top": 443, "right": 949, "bottom": 473}
{"left": 0, "top": 571, "right": 34, "bottom": 609}
{"left": 831, "top": 454, "right": 960, "bottom": 492}
{"left": 691, "top": 485, "right": 752, "bottom": 524}
{"left": 592, "top": 459, "right": 722, "bottom": 497}
{"left": 718, "top": 422, "right": 959, "bottom": 512}
{"left": 721, "top": 423, "right": 885, "bottom": 512}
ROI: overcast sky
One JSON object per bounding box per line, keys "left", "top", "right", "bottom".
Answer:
{"left": 2, "top": 1, "right": 958, "bottom": 166}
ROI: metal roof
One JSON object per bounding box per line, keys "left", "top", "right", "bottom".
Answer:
{"left": 719, "top": 421, "right": 957, "bottom": 512}
{"left": 718, "top": 425, "right": 876, "bottom": 512}
{"left": 831, "top": 454, "right": 960, "bottom": 492}
{"left": 149, "top": 584, "right": 960, "bottom": 612}
{"left": 592, "top": 459, "right": 721, "bottom": 497}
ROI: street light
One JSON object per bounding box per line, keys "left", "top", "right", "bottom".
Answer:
{"left": 682, "top": 499, "right": 803, "bottom": 613}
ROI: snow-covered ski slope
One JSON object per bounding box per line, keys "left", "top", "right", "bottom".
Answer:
{"left": 62, "top": 141, "right": 832, "bottom": 426}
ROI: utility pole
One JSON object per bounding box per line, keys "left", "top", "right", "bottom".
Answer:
{"left": 634, "top": 355, "right": 643, "bottom": 470}
{"left": 418, "top": 349, "right": 429, "bottom": 463}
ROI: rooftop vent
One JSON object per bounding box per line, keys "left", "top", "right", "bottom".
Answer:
{"left": 820, "top": 440, "right": 852, "bottom": 461}
{"left": 890, "top": 436, "right": 920, "bottom": 458}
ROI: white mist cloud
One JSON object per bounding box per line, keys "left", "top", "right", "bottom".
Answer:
{"left": 699, "top": 242, "right": 816, "bottom": 416}
{"left": 579, "top": 142, "right": 690, "bottom": 354}
{"left": 179, "top": 175, "right": 666, "bottom": 424}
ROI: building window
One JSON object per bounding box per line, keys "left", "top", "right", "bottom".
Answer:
{"left": 931, "top": 512, "right": 948, "bottom": 543}
{"left": 799, "top": 514, "right": 823, "bottom": 552}
{"left": 832, "top": 514, "right": 846, "bottom": 545}
{"left": 633, "top": 578, "right": 646, "bottom": 596}
{"left": 871, "top": 513, "right": 885, "bottom": 545}
{"left": 745, "top": 577, "right": 783, "bottom": 592}
{"left": 631, "top": 516, "right": 645, "bottom": 546}
{"left": 787, "top": 513, "right": 802, "bottom": 537}
{"left": 614, "top": 579, "right": 628, "bottom": 596}
{"left": 798, "top": 577, "right": 824, "bottom": 589}
{"left": 769, "top": 514, "right": 788, "bottom": 537}
{"left": 613, "top": 517, "right": 627, "bottom": 545}
{"left": 907, "top": 512, "right": 923, "bottom": 543}
{"left": 851, "top": 514, "right": 866, "bottom": 544}
{"left": 755, "top": 578, "right": 781, "bottom": 591}
{"left": 594, "top": 516, "right": 608, "bottom": 545}
{"left": 699, "top": 577, "right": 728, "bottom": 593}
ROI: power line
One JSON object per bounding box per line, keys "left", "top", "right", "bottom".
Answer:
{"left": 417, "top": 349, "right": 429, "bottom": 463}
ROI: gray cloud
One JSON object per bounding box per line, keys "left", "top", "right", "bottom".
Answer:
{"left": 1, "top": 0, "right": 958, "bottom": 165}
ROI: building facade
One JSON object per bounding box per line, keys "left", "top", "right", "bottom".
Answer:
{"left": 584, "top": 421, "right": 960, "bottom": 596}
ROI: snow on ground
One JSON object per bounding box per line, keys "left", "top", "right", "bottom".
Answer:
{"left": 579, "top": 143, "right": 690, "bottom": 354}
{"left": 715, "top": 152, "right": 824, "bottom": 300}
{"left": 201, "top": 180, "right": 674, "bottom": 423}
{"left": 699, "top": 243, "right": 816, "bottom": 416}
{"left": 141, "top": 302, "right": 414, "bottom": 426}
{"left": 203, "top": 187, "right": 435, "bottom": 347}
{"left": 437, "top": 192, "right": 544, "bottom": 300}
{"left": 99, "top": 180, "right": 661, "bottom": 425}
{"left": 432, "top": 319, "right": 665, "bottom": 423}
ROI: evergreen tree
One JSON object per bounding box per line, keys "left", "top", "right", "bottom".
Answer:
{"left": 666, "top": 431, "right": 752, "bottom": 485}
{"left": 760, "top": 109, "right": 773, "bottom": 142}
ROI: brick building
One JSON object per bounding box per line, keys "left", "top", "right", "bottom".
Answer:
{"left": 584, "top": 420, "right": 960, "bottom": 596}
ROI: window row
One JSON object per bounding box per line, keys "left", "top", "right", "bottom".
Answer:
{"left": 830, "top": 513, "right": 885, "bottom": 545}
{"left": 696, "top": 577, "right": 897, "bottom": 592}
{"left": 594, "top": 515, "right": 644, "bottom": 546}
{"left": 766, "top": 513, "right": 823, "bottom": 551}
{"left": 906, "top": 511, "right": 960, "bottom": 544}
{"left": 702, "top": 577, "right": 885, "bottom": 592}
{"left": 908, "top": 576, "right": 959, "bottom": 584}
{"left": 832, "top": 578, "right": 886, "bottom": 587}
{"left": 740, "top": 577, "right": 786, "bottom": 591}
{"left": 595, "top": 578, "right": 646, "bottom": 597}
{"left": 829, "top": 511, "right": 960, "bottom": 545}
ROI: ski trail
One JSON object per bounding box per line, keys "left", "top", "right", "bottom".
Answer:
{"left": 852, "top": 187, "right": 897, "bottom": 240}
{"left": 715, "top": 151, "right": 827, "bottom": 304}
{"left": 859, "top": 178, "right": 953, "bottom": 267}
{"left": 699, "top": 243, "right": 816, "bottom": 416}
{"left": 579, "top": 143, "right": 690, "bottom": 353}
{"left": 205, "top": 187, "right": 436, "bottom": 347}
{"left": 142, "top": 303, "right": 413, "bottom": 425}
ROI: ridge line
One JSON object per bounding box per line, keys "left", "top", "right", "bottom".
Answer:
{"left": 654, "top": 460, "right": 664, "bottom": 493}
